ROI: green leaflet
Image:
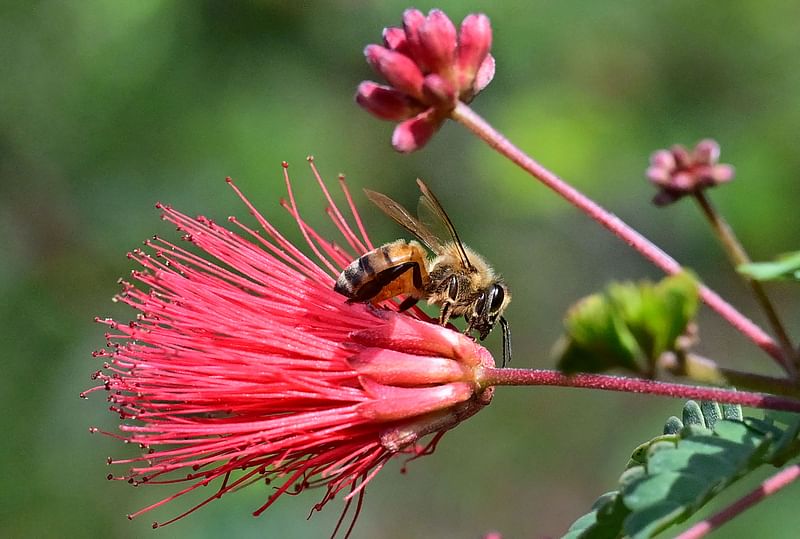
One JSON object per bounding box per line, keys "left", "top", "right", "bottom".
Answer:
{"left": 737, "top": 250, "right": 800, "bottom": 282}
{"left": 563, "top": 493, "right": 628, "bottom": 539}
{"left": 556, "top": 272, "right": 699, "bottom": 375}
{"left": 563, "top": 401, "right": 800, "bottom": 539}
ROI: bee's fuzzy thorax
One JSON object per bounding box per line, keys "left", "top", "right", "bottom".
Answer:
{"left": 433, "top": 242, "right": 498, "bottom": 289}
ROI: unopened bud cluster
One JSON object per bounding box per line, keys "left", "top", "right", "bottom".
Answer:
{"left": 647, "top": 139, "right": 735, "bottom": 206}
{"left": 358, "top": 9, "right": 495, "bottom": 152}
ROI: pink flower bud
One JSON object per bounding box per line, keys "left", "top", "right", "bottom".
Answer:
{"left": 402, "top": 8, "right": 429, "bottom": 69}
{"left": 392, "top": 109, "right": 445, "bottom": 153}
{"left": 694, "top": 138, "right": 721, "bottom": 164}
{"left": 711, "top": 163, "right": 735, "bottom": 183}
{"left": 646, "top": 139, "right": 735, "bottom": 205}
{"left": 382, "top": 26, "right": 407, "bottom": 51}
{"left": 650, "top": 149, "right": 676, "bottom": 171}
{"left": 356, "top": 81, "right": 422, "bottom": 120}
{"left": 418, "top": 9, "right": 457, "bottom": 74}
{"left": 422, "top": 73, "right": 457, "bottom": 108}
{"left": 359, "top": 9, "right": 495, "bottom": 151}
{"left": 457, "top": 13, "right": 492, "bottom": 91}
{"left": 364, "top": 44, "right": 425, "bottom": 99}
{"left": 646, "top": 165, "right": 671, "bottom": 185}
{"left": 472, "top": 53, "right": 496, "bottom": 96}
{"left": 670, "top": 144, "right": 691, "bottom": 168}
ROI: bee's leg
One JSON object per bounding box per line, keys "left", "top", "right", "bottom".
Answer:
{"left": 464, "top": 312, "right": 475, "bottom": 334}
{"left": 397, "top": 295, "right": 419, "bottom": 312}
{"left": 437, "top": 274, "right": 461, "bottom": 327}
{"left": 439, "top": 301, "right": 453, "bottom": 327}
{"left": 346, "top": 262, "right": 422, "bottom": 303}
{"left": 365, "top": 248, "right": 429, "bottom": 304}
{"left": 499, "top": 316, "right": 512, "bottom": 367}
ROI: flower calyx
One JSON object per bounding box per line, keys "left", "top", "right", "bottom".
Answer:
{"left": 348, "top": 312, "right": 495, "bottom": 451}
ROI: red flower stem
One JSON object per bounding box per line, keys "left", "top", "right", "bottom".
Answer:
{"left": 658, "top": 352, "right": 800, "bottom": 398}
{"left": 478, "top": 368, "right": 800, "bottom": 413}
{"left": 676, "top": 463, "right": 800, "bottom": 539}
{"left": 451, "top": 101, "right": 790, "bottom": 374}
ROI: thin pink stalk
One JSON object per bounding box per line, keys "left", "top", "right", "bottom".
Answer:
{"left": 451, "top": 101, "right": 790, "bottom": 374}
{"left": 478, "top": 368, "right": 800, "bottom": 413}
{"left": 676, "top": 464, "right": 800, "bottom": 539}
{"left": 694, "top": 191, "right": 796, "bottom": 363}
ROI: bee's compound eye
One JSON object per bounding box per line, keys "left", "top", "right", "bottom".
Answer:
{"left": 489, "top": 284, "right": 506, "bottom": 314}
{"left": 447, "top": 275, "right": 459, "bottom": 301}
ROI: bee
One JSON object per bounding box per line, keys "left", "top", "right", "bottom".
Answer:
{"left": 334, "top": 179, "right": 512, "bottom": 365}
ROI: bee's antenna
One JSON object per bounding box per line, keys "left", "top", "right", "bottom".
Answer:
{"left": 499, "top": 316, "right": 511, "bottom": 367}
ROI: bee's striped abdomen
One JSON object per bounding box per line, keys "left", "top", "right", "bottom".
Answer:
{"left": 334, "top": 240, "right": 429, "bottom": 304}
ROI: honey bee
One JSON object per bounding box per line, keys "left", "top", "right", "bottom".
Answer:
{"left": 334, "top": 179, "right": 512, "bottom": 365}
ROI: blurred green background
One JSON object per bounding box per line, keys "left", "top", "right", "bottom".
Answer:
{"left": 2, "top": 1, "right": 799, "bottom": 537}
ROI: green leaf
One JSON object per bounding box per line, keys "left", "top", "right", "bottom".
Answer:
{"left": 623, "top": 501, "right": 685, "bottom": 539}
{"left": 712, "top": 419, "right": 759, "bottom": 446}
{"left": 624, "top": 471, "right": 709, "bottom": 510}
{"left": 764, "top": 410, "right": 800, "bottom": 426}
{"left": 720, "top": 403, "right": 744, "bottom": 421}
{"left": 628, "top": 435, "right": 679, "bottom": 468}
{"left": 619, "top": 466, "right": 647, "bottom": 489}
{"left": 743, "top": 417, "right": 785, "bottom": 439}
{"left": 556, "top": 272, "right": 699, "bottom": 375}
{"left": 564, "top": 492, "right": 629, "bottom": 539}
{"left": 663, "top": 416, "right": 684, "bottom": 435}
{"left": 564, "top": 511, "right": 598, "bottom": 538}
{"left": 556, "top": 293, "right": 642, "bottom": 374}
{"left": 681, "top": 400, "right": 706, "bottom": 427}
{"left": 762, "top": 412, "right": 800, "bottom": 465}
{"left": 737, "top": 250, "right": 800, "bottom": 281}
{"left": 608, "top": 272, "right": 699, "bottom": 363}
{"left": 699, "top": 401, "right": 722, "bottom": 429}
{"left": 562, "top": 403, "right": 800, "bottom": 539}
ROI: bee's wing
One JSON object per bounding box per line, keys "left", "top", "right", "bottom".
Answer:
{"left": 364, "top": 188, "right": 446, "bottom": 253}
{"left": 415, "top": 179, "right": 475, "bottom": 270}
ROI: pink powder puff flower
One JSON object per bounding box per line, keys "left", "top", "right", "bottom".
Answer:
{"left": 84, "top": 159, "right": 495, "bottom": 537}
{"left": 646, "top": 139, "right": 735, "bottom": 206}
{"left": 358, "top": 9, "right": 495, "bottom": 152}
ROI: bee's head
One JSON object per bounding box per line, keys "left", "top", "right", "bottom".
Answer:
{"left": 469, "top": 281, "right": 510, "bottom": 341}
{"left": 468, "top": 281, "right": 512, "bottom": 366}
